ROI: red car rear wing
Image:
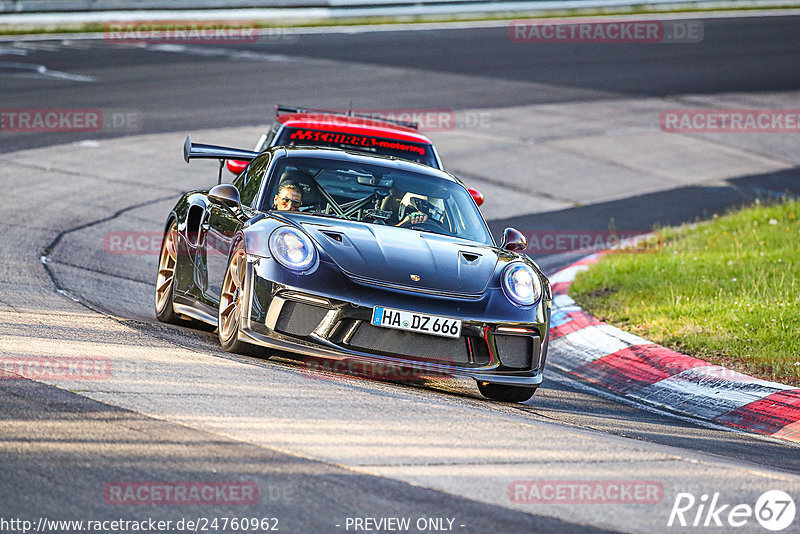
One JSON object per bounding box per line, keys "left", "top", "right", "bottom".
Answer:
{"left": 275, "top": 104, "right": 419, "bottom": 130}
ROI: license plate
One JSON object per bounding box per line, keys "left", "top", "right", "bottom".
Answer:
{"left": 371, "top": 306, "right": 462, "bottom": 339}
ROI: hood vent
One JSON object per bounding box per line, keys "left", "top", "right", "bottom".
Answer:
{"left": 321, "top": 230, "right": 344, "bottom": 244}
{"left": 460, "top": 251, "right": 481, "bottom": 263}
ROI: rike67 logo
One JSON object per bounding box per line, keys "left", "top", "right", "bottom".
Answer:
{"left": 668, "top": 490, "right": 796, "bottom": 531}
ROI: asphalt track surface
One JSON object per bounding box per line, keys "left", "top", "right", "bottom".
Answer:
{"left": 2, "top": 14, "right": 800, "bottom": 534}
{"left": 2, "top": 15, "right": 800, "bottom": 153}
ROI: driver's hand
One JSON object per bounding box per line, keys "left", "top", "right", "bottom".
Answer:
{"left": 398, "top": 211, "right": 428, "bottom": 226}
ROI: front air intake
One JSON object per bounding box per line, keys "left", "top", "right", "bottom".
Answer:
{"left": 273, "top": 300, "right": 329, "bottom": 337}
{"left": 493, "top": 335, "right": 541, "bottom": 370}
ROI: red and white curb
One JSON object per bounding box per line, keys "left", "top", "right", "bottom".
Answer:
{"left": 548, "top": 254, "right": 800, "bottom": 444}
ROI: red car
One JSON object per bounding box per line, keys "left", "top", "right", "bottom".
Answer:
{"left": 227, "top": 105, "right": 484, "bottom": 206}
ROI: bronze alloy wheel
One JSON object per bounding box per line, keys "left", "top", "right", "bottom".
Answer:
{"left": 219, "top": 247, "right": 245, "bottom": 342}
{"left": 218, "top": 245, "right": 261, "bottom": 355}
{"left": 155, "top": 221, "right": 180, "bottom": 323}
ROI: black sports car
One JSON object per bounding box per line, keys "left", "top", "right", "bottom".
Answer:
{"left": 155, "top": 137, "right": 551, "bottom": 402}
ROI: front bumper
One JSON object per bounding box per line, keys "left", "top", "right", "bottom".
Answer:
{"left": 238, "top": 255, "right": 551, "bottom": 387}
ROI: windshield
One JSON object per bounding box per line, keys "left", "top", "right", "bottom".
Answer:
{"left": 262, "top": 156, "right": 493, "bottom": 245}
{"left": 275, "top": 126, "right": 439, "bottom": 168}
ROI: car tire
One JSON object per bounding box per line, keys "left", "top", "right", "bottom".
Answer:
{"left": 477, "top": 382, "right": 537, "bottom": 403}
{"left": 218, "top": 243, "right": 263, "bottom": 356}
{"left": 155, "top": 220, "right": 181, "bottom": 324}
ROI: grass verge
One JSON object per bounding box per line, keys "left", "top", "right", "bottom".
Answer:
{"left": 570, "top": 198, "right": 800, "bottom": 386}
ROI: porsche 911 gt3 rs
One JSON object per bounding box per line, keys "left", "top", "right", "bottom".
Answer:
{"left": 155, "top": 136, "right": 551, "bottom": 402}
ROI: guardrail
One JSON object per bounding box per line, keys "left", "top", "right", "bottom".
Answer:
{"left": 0, "top": 0, "right": 777, "bottom": 13}
{"left": 0, "top": 0, "right": 325, "bottom": 10}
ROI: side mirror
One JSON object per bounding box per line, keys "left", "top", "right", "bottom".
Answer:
{"left": 209, "top": 184, "right": 242, "bottom": 211}
{"left": 467, "top": 187, "right": 484, "bottom": 207}
{"left": 226, "top": 159, "right": 248, "bottom": 175}
{"left": 501, "top": 227, "right": 527, "bottom": 252}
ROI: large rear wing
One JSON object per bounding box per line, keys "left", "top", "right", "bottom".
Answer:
{"left": 183, "top": 134, "right": 258, "bottom": 163}
{"left": 183, "top": 134, "right": 259, "bottom": 184}
{"left": 275, "top": 104, "right": 419, "bottom": 130}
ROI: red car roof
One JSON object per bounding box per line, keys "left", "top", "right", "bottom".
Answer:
{"left": 278, "top": 113, "right": 434, "bottom": 145}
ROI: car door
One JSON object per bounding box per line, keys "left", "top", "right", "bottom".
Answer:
{"left": 204, "top": 153, "right": 271, "bottom": 304}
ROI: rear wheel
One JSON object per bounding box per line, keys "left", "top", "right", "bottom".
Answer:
{"left": 155, "top": 221, "right": 180, "bottom": 324}
{"left": 478, "top": 382, "right": 537, "bottom": 403}
{"left": 218, "top": 245, "right": 262, "bottom": 356}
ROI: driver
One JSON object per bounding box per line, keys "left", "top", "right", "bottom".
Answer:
{"left": 273, "top": 181, "right": 302, "bottom": 211}
{"left": 397, "top": 209, "right": 428, "bottom": 227}
{"left": 381, "top": 188, "right": 428, "bottom": 227}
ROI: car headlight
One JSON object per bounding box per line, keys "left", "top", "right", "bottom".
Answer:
{"left": 501, "top": 263, "right": 542, "bottom": 306}
{"left": 269, "top": 226, "right": 317, "bottom": 272}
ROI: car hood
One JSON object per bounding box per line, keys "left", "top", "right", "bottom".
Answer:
{"left": 280, "top": 214, "right": 498, "bottom": 294}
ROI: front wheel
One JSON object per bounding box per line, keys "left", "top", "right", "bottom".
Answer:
{"left": 478, "top": 382, "right": 537, "bottom": 403}
{"left": 155, "top": 221, "right": 180, "bottom": 324}
{"left": 218, "top": 245, "right": 262, "bottom": 356}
